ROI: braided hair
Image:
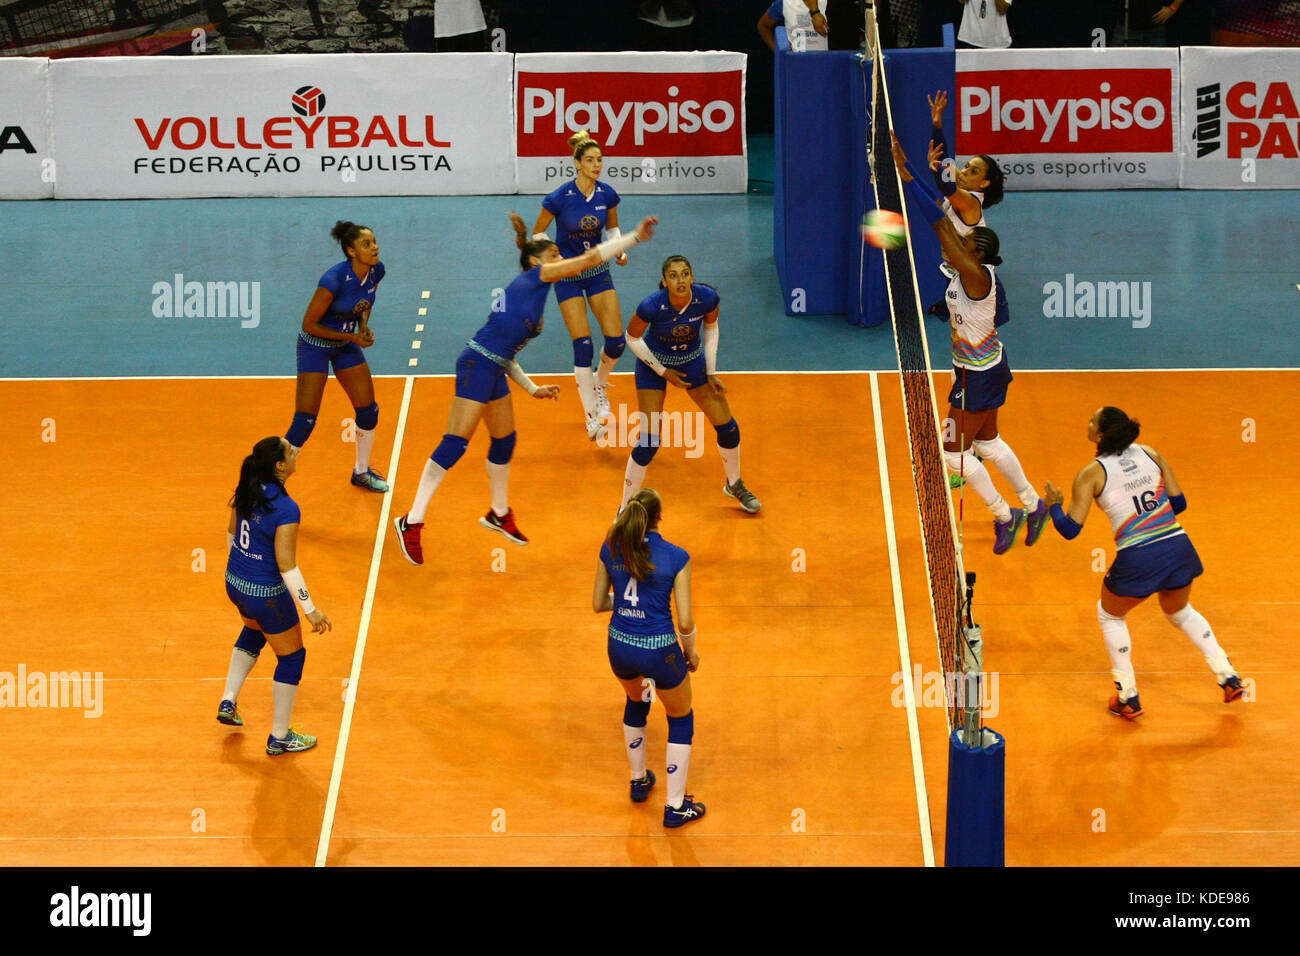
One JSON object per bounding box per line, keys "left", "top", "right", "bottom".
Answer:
{"left": 1095, "top": 407, "right": 1141, "bottom": 456}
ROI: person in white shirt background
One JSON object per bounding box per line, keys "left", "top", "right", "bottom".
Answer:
{"left": 957, "top": 0, "right": 1012, "bottom": 49}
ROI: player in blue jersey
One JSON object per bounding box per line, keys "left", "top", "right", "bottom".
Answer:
{"left": 219, "top": 436, "right": 331, "bottom": 755}
{"left": 532, "top": 130, "right": 631, "bottom": 443}
{"left": 618, "top": 255, "right": 761, "bottom": 515}
{"left": 593, "top": 489, "right": 705, "bottom": 828}
{"left": 1043, "top": 407, "right": 1244, "bottom": 719}
{"left": 393, "top": 211, "right": 659, "bottom": 565}
{"left": 283, "top": 221, "right": 390, "bottom": 493}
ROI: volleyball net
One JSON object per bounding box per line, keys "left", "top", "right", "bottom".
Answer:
{"left": 862, "top": 4, "right": 984, "bottom": 740}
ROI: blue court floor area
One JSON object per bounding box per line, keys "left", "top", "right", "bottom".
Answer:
{"left": 5, "top": 187, "right": 1299, "bottom": 379}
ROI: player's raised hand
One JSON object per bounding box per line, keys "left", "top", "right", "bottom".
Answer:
{"left": 635, "top": 216, "right": 659, "bottom": 242}
{"left": 928, "top": 139, "right": 943, "bottom": 172}
{"left": 890, "top": 132, "right": 912, "bottom": 181}
{"left": 928, "top": 90, "right": 948, "bottom": 126}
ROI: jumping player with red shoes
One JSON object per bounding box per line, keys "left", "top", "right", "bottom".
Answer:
{"left": 393, "top": 211, "right": 658, "bottom": 565}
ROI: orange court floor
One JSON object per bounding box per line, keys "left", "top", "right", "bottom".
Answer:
{"left": 0, "top": 369, "right": 1294, "bottom": 866}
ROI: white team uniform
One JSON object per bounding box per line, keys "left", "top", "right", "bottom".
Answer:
{"left": 784, "top": 0, "right": 829, "bottom": 51}
{"left": 946, "top": 263, "right": 1003, "bottom": 371}
{"left": 1094, "top": 445, "right": 1184, "bottom": 551}
{"left": 942, "top": 189, "right": 986, "bottom": 236}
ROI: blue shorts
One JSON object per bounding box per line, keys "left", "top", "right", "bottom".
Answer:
{"left": 1104, "top": 533, "right": 1204, "bottom": 599}
{"left": 608, "top": 633, "right": 689, "bottom": 691}
{"left": 633, "top": 353, "right": 709, "bottom": 392}
{"left": 949, "top": 357, "right": 1012, "bottom": 413}
{"left": 226, "top": 580, "right": 299, "bottom": 635}
{"left": 554, "top": 268, "right": 615, "bottom": 305}
{"left": 297, "top": 336, "right": 367, "bottom": 375}
{"left": 454, "top": 347, "right": 510, "bottom": 404}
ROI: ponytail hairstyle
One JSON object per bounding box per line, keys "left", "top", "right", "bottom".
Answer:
{"left": 658, "top": 254, "right": 692, "bottom": 289}
{"left": 975, "top": 155, "right": 1005, "bottom": 207}
{"left": 606, "top": 489, "right": 663, "bottom": 582}
{"left": 509, "top": 211, "right": 556, "bottom": 272}
{"left": 230, "top": 436, "right": 288, "bottom": 519}
{"left": 1095, "top": 407, "right": 1141, "bottom": 456}
{"left": 569, "top": 129, "right": 601, "bottom": 162}
{"left": 332, "top": 220, "right": 372, "bottom": 259}
{"left": 970, "top": 226, "right": 1003, "bottom": 266}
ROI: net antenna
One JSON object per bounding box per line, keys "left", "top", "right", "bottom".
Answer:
{"left": 862, "top": 11, "right": 979, "bottom": 739}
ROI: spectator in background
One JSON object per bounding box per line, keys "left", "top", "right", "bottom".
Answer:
{"left": 403, "top": 0, "right": 488, "bottom": 52}
{"left": 958, "top": 0, "right": 1012, "bottom": 48}
{"left": 1109, "top": 0, "right": 1189, "bottom": 46}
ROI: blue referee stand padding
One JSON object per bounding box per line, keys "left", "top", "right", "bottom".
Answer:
{"left": 773, "top": 31, "right": 955, "bottom": 325}
{"left": 944, "top": 727, "right": 1005, "bottom": 867}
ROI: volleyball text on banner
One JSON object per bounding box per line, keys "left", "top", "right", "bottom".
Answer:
{"left": 49, "top": 53, "right": 515, "bottom": 199}
{"left": 955, "top": 48, "right": 1180, "bottom": 190}
{"left": 0, "top": 58, "right": 53, "bottom": 200}
{"left": 515, "top": 52, "right": 747, "bottom": 195}
{"left": 1180, "top": 47, "right": 1300, "bottom": 189}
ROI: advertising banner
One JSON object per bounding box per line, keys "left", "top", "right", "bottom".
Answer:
{"left": 516, "top": 52, "right": 747, "bottom": 194}
{"left": 50, "top": 53, "right": 515, "bottom": 198}
{"left": 0, "top": 58, "right": 53, "bottom": 200}
{"left": 1181, "top": 47, "right": 1300, "bottom": 188}
{"left": 955, "top": 49, "right": 1180, "bottom": 190}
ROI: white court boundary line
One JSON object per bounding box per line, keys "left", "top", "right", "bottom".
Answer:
{"left": 3, "top": 366, "right": 1296, "bottom": 383}
{"left": 313, "top": 373, "right": 415, "bottom": 868}
{"left": 869, "top": 371, "right": 936, "bottom": 868}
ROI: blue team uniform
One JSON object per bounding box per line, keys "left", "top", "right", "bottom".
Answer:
{"left": 766, "top": 0, "right": 784, "bottom": 23}
{"left": 454, "top": 266, "right": 548, "bottom": 403}
{"left": 542, "top": 179, "right": 621, "bottom": 304}
{"left": 225, "top": 483, "right": 301, "bottom": 634}
{"left": 632, "top": 284, "right": 720, "bottom": 391}
{"left": 297, "top": 260, "right": 385, "bottom": 374}
{"left": 600, "top": 531, "right": 692, "bottom": 690}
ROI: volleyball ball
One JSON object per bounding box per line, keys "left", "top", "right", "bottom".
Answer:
{"left": 862, "top": 209, "right": 907, "bottom": 250}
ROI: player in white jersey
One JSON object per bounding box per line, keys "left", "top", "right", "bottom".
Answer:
{"left": 894, "top": 132, "right": 1048, "bottom": 554}
{"left": 1044, "top": 407, "right": 1245, "bottom": 719}
{"left": 925, "top": 91, "right": 1003, "bottom": 238}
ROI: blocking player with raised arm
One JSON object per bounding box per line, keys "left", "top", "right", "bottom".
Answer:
{"left": 1043, "top": 407, "right": 1245, "bottom": 719}
{"left": 922, "top": 89, "right": 1005, "bottom": 241}
{"left": 619, "top": 255, "right": 761, "bottom": 515}
{"left": 894, "top": 132, "right": 1047, "bottom": 554}
{"left": 593, "top": 489, "right": 705, "bottom": 828}
{"left": 283, "top": 221, "right": 390, "bottom": 492}
{"left": 532, "top": 131, "right": 630, "bottom": 442}
{"left": 393, "top": 211, "right": 658, "bottom": 565}
{"left": 219, "top": 437, "right": 331, "bottom": 755}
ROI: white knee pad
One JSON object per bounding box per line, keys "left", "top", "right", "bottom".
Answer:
{"left": 972, "top": 435, "right": 1008, "bottom": 463}
{"left": 944, "top": 448, "right": 979, "bottom": 475}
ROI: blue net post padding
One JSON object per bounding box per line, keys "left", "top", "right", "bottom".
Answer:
{"left": 944, "top": 727, "right": 1005, "bottom": 867}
